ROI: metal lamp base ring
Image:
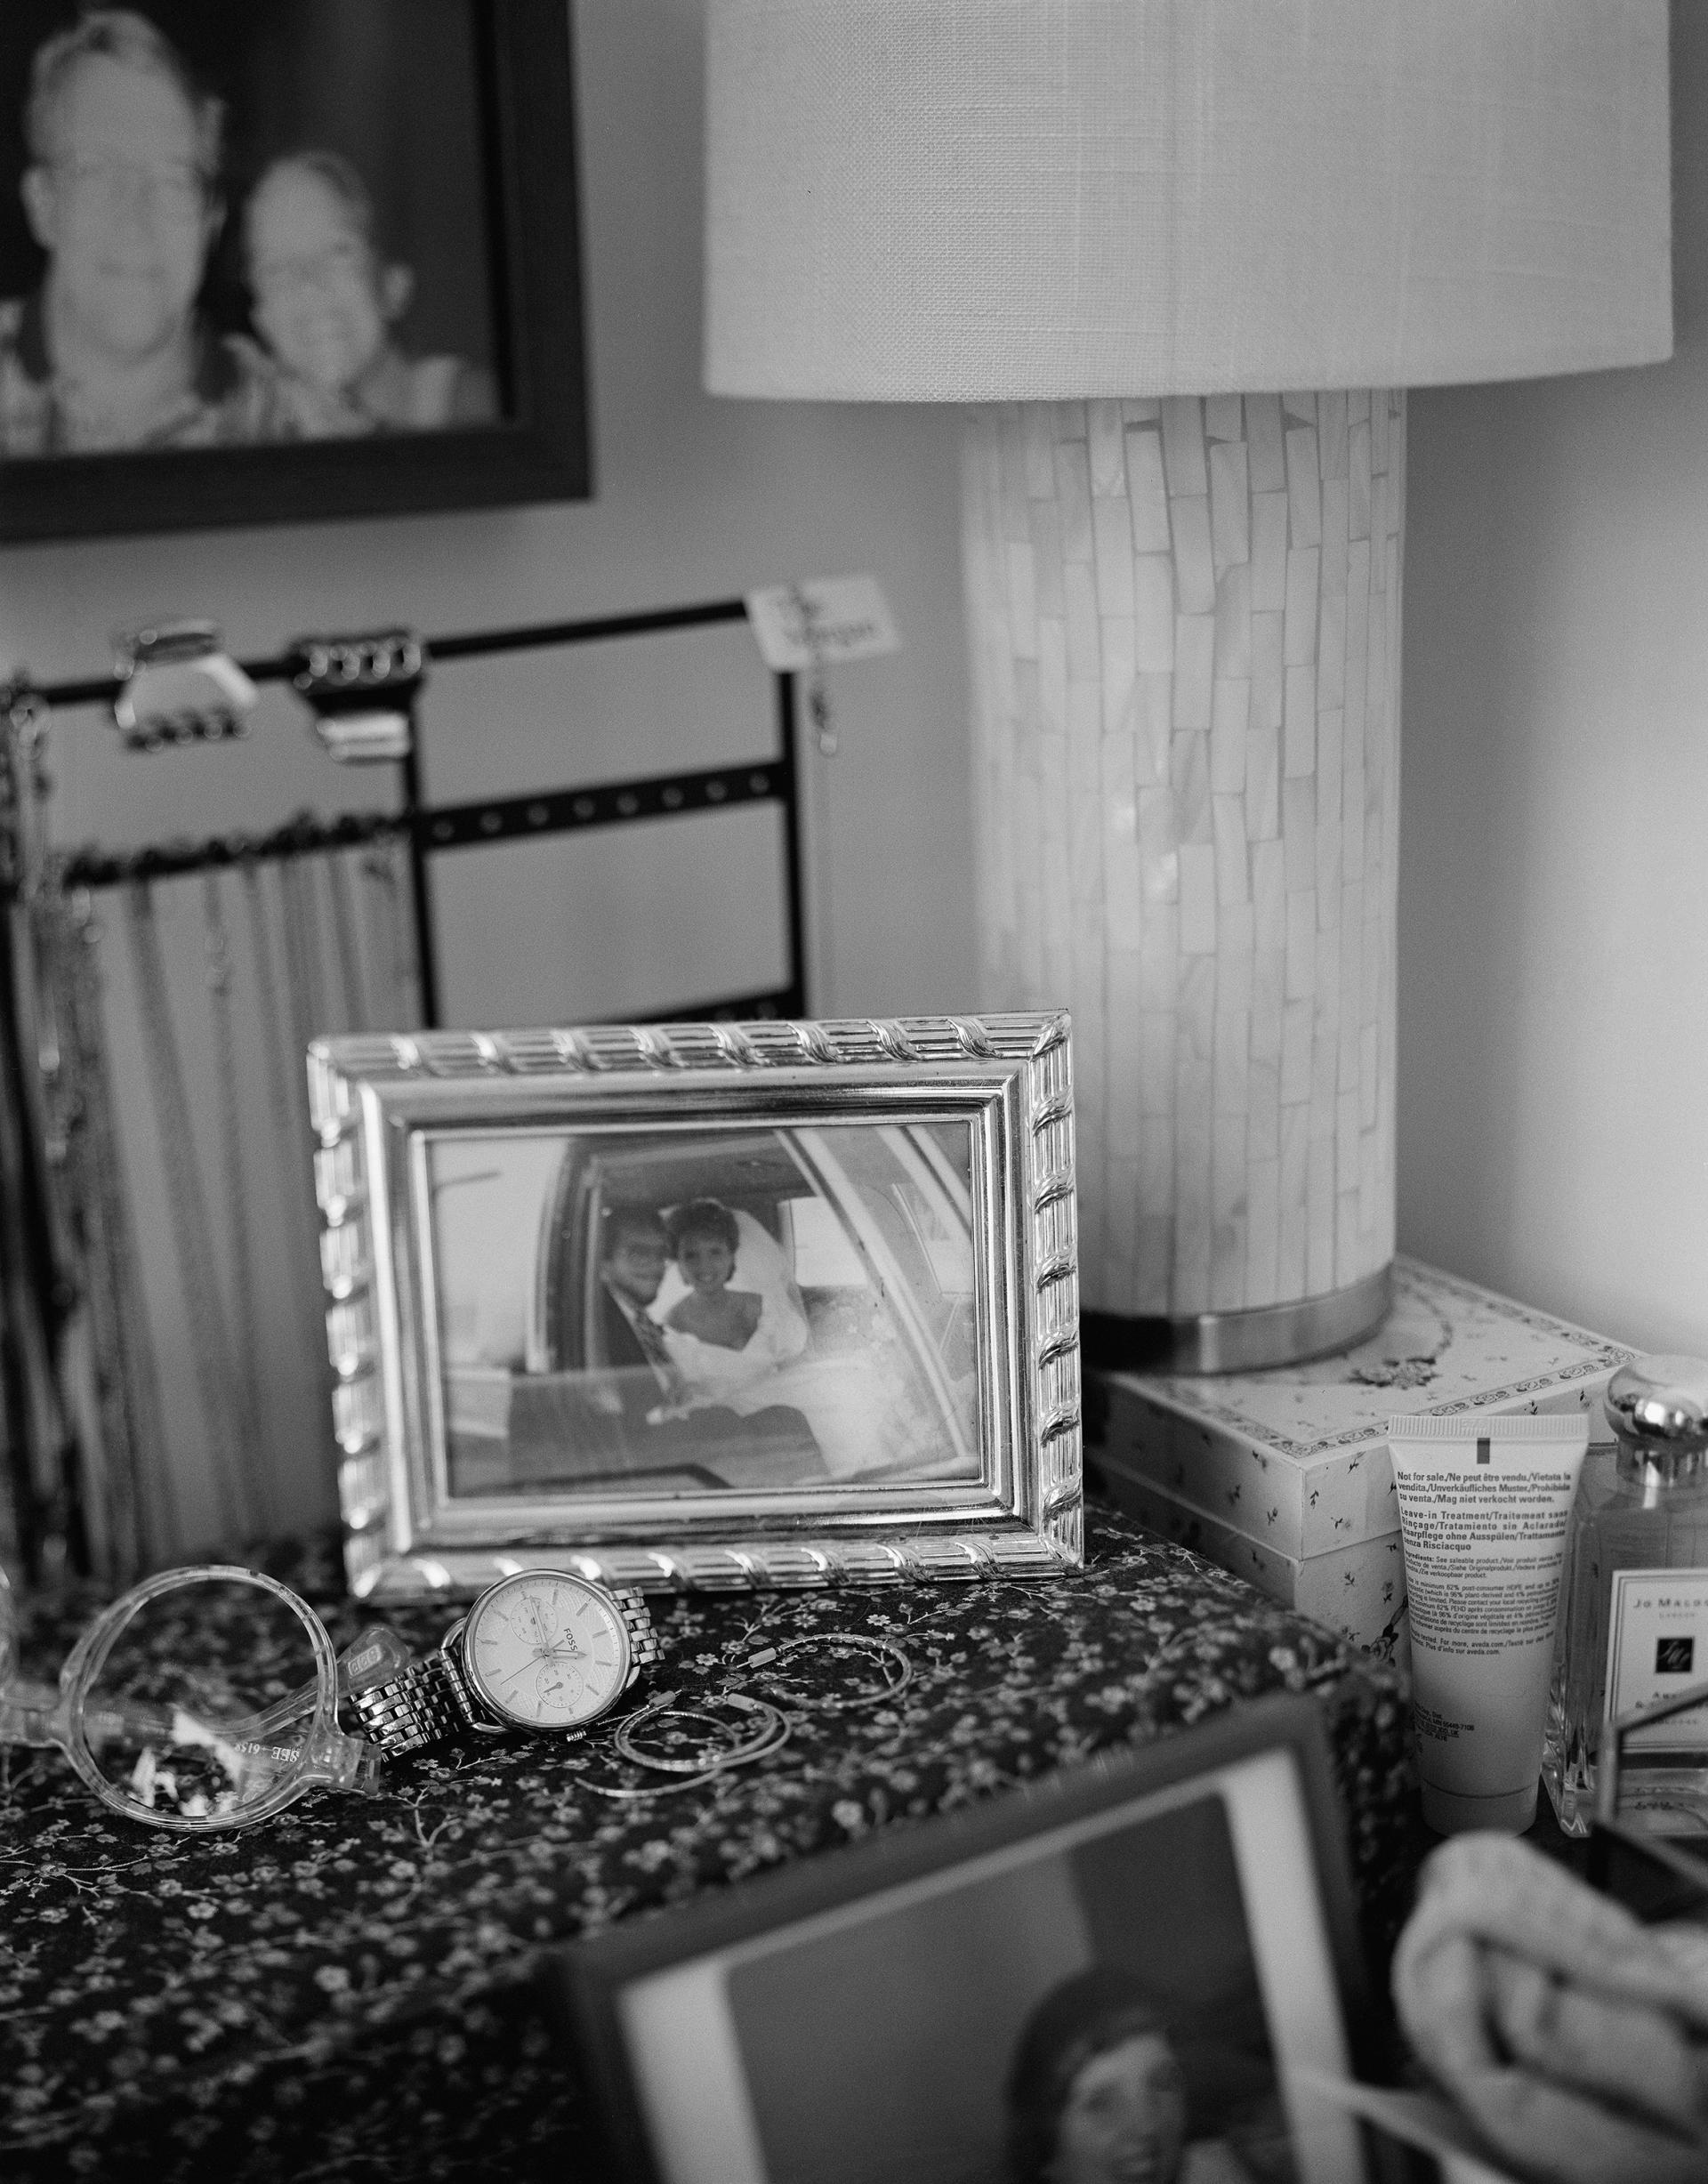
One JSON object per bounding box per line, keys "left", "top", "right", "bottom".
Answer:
{"left": 1083, "top": 1262, "right": 1393, "bottom": 1378}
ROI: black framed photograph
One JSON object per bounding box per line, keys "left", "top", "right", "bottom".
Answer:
{"left": 556, "top": 1695, "right": 1390, "bottom": 2184}
{"left": 309, "top": 1013, "right": 1083, "bottom": 1602}
{"left": 0, "top": 0, "right": 588, "bottom": 540}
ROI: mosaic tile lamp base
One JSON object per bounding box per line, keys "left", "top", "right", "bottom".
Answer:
{"left": 963, "top": 392, "right": 1401, "bottom": 1372}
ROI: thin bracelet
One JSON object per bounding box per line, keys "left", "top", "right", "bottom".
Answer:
{"left": 576, "top": 1630, "right": 910, "bottom": 1799}
{"left": 741, "top": 1633, "right": 913, "bottom": 1712}
{"left": 576, "top": 1767, "right": 740, "bottom": 1801}
{"left": 613, "top": 1692, "right": 789, "bottom": 1776}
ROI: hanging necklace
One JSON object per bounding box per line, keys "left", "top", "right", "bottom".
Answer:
{"left": 359, "top": 842, "right": 400, "bottom": 1031}
{"left": 361, "top": 826, "right": 420, "bottom": 1029}
{"left": 202, "top": 870, "right": 277, "bottom": 1530}
{"left": 278, "top": 848, "right": 326, "bottom": 1070}
{"left": 786, "top": 583, "right": 838, "bottom": 1009}
{"left": 238, "top": 861, "right": 334, "bottom": 1414}
{"left": 41, "top": 879, "right": 174, "bottom": 1570}
{"left": 0, "top": 689, "right": 81, "bottom": 1580}
{"left": 124, "top": 878, "right": 260, "bottom": 1546}
{"left": 326, "top": 847, "right": 369, "bottom": 1033}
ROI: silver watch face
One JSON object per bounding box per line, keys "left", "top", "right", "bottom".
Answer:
{"left": 462, "top": 1571, "right": 633, "bottom": 1730}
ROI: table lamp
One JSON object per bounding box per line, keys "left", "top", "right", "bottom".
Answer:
{"left": 704, "top": 1, "right": 1671, "bottom": 1370}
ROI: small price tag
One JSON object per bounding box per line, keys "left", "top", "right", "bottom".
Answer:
{"left": 745, "top": 576, "right": 900, "bottom": 673}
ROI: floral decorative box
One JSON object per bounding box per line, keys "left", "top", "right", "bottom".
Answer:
{"left": 1088, "top": 1257, "right": 1635, "bottom": 1651}
{"left": 1102, "top": 1468, "right": 1409, "bottom": 1662}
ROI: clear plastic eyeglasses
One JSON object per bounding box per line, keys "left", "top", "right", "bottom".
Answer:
{"left": 0, "top": 1563, "right": 407, "bottom": 1833}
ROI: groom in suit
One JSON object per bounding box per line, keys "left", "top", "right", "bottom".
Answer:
{"left": 595, "top": 1207, "right": 698, "bottom": 1414}
{"left": 507, "top": 1205, "right": 824, "bottom": 1487}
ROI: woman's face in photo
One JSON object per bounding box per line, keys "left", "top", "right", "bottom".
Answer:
{"left": 248, "top": 168, "right": 390, "bottom": 391}
{"left": 678, "top": 1231, "right": 735, "bottom": 1295}
{"left": 1047, "top": 2032, "right": 1188, "bottom": 2184}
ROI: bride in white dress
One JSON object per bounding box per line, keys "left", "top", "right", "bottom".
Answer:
{"left": 653, "top": 1201, "right": 907, "bottom": 1480}
{"left": 657, "top": 1203, "right": 810, "bottom": 1397}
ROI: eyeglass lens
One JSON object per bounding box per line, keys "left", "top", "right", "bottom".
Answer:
{"left": 78, "top": 1575, "right": 326, "bottom": 1825}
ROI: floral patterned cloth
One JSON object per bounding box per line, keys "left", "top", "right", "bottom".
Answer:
{"left": 0, "top": 1509, "right": 1415, "bottom": 2181}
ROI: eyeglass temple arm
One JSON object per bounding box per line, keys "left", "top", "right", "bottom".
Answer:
{"left": 234, "top": 1624, "right": 414, "bottom": 1744}
{"left": 0, "top": 1675, "right": 64, "bottom": 1746}
{"left": 0, "top": 1624, "right": 412, "bottom": 1752}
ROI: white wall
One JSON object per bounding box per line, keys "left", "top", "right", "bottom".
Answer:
{"left": 1396, "top": 5, "right": 1708, "bottom": 1357}
{"left": 0, "top": 1, "right": 974, "bottom": 1551}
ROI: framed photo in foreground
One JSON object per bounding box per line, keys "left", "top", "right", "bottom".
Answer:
{"left": 555, "top": 1695, "right": 1388, "bottom": 2184}
{"left": 0, "top": 0, "right": 587, "bottom": 540}
{"left": 309, "top": 1014, "right": 1081, "bottom": 1601}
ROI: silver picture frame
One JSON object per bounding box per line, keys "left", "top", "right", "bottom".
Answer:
{"left": 308, "top": 1013, "right": 1081, "bottom": 1600}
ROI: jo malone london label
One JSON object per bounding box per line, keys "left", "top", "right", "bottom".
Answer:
{"left": 1604, "top": 1569, "right": 1708, "bottom": 1753}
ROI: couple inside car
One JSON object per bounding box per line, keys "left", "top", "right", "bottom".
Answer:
{"left": 508, "top": 1196, "right": 827, "bottom": 1490}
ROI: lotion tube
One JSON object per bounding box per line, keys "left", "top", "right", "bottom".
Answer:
{"left": 1388, "top": 1414, "right": 1590, "bottom": 1834}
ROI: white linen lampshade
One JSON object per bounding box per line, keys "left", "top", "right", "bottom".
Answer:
{"left": 705, "top": 1, "right": 1672, "bottom": 1370}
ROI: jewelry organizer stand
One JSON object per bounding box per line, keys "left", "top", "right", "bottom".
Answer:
{"left": 0, "top": 598, "right": 814, "bottom": 1585}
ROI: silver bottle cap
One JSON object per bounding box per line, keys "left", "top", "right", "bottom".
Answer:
{"left": 1605, "top": 1356, "right": 1708, "bottom": 1455}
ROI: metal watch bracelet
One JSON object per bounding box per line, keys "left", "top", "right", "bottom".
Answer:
{"left": 353, "top": 1585, "right": 663, "bottom": 1757}
{"left": 612, "top": 1586, "right": 666, "bottom": 1673}
{"left": 352, "top": 1653, "right": 473, "bottom": 1756}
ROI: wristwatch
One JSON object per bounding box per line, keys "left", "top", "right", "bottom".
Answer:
{"left": 353, "top": 1569, "right": 662, "bottom": 1756}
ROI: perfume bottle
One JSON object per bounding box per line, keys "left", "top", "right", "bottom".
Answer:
{"left": 1544, "top": 1357, "right": 1708, "bottom": 1836}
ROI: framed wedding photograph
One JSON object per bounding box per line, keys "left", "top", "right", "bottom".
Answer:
{"left": 309, "top": 1014, "right": 1082, "bottom": 1601}
{"left": 0, "top": 0, "right": 587, "bottom": 541}
{"left": 554, "top": 1694, "right": 1386, "bottom": 2184}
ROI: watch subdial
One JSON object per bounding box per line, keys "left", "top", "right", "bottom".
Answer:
{"left": 532, "top": 1659, "right": 590, "bottom": 1722}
